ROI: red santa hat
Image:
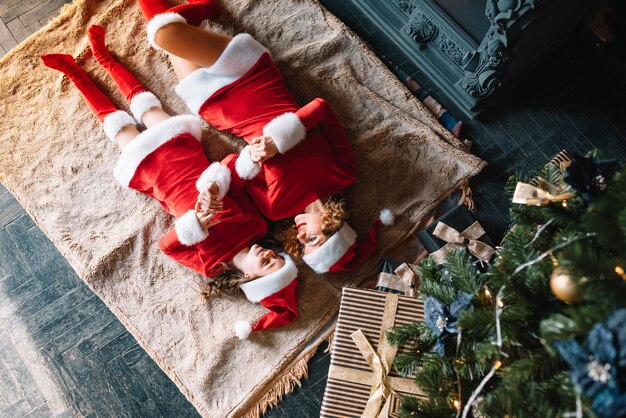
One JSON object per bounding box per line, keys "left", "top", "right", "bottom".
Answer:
{"left": 234, "top": 254, "right": 299, "bottom": 340}
{"left": 302, "top": 209, "right": 395, "bottom": 274}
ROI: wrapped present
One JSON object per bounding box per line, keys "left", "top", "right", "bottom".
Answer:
{"left": 374, "top": 260, "right": 418, "bottom": 296}
{"left": 320, "top": 288, "right": 426, "bottom": 418}
{"left": 512, "top": 178, "right": 575, "bottom": 206}
{"left": 547, "top": 149, "right": 574, "bottom": 169}
{"left": 417, "top": 204, "right": 495, "bottom": 266}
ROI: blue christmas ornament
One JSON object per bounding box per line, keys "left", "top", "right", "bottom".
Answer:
{"left": 591, "top": 387, "right": 626, "bottom": 418}
{"left": 425, "top": 293, "right": 474, "bottom": 356}
{"left": 553, "top": 309, "right": 626, "bottom": 418}
{"left": 553, "top": 328, "right": 618, "bottom": 397}
{"left": 605, "top": 309, "right": 626, "bottom": 388}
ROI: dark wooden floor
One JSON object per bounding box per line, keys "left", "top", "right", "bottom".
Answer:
{"left": 1, "top": 1, "right": 625, "bottom": 417}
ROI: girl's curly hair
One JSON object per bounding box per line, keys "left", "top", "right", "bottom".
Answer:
{"left": 277, "top": 195, "right": 350, "bottom": 259}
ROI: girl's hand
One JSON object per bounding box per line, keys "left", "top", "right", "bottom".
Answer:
{"left": 250, "top": 136, "right": 278, "bottom": 164}
{"left": 200, "top": 181, "right": 220, "bottom": 198}
{"left": 195, "top": 201, "right": 221, "bottom": 229}
{"left": 198, "top": 188, "right": 223, "bottom": 214}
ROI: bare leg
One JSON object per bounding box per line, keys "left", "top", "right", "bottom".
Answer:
{"left": 141, "top": 107, "right": 171, "bottom": 128}
{"left": 115, "top": 125, "right": 141, "bottom": 151}
{"left": 168, "top": 54, "right": 201, "bottom": 81}
{"left": 155, "top": 22, "right": 232, "bottom": 73}
{"left": 115, "top": 108, "right": 172, "bottom": 150}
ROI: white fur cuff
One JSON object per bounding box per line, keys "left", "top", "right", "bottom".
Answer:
{"left": 234, "top": 321, "right": 252, "bottom": 340}
{"left": 103, "top": 110, "right": 135, "bottom": 142}
{"left": 130, "top": 91, "right": 162, "bottom": 123}
{"left": 147, "top": 13, "right": 187, "bottom": 50}
{"left": 380, "top": 209, "right": 395, "bottom": 226}
{"left": 174, "top": 210, "right": 209, "bottom": 246}
{"left": 235, "top": 146, "right": 262, "bottom": 180}
{"left": 196, "top": 162, "right": 231, "bottom": 200}
{"left": 262, "top": 113, "right": 306, "bottom": 154}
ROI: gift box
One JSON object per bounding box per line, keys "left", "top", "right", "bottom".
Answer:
{"left": 320, "top": 288, "right": 427, "bottom": 418}
{"left": 374, "top": 260, "right": 418, "bottom": 296}
{"left": 416, "top": 204, "right": 495, "bottom": 267}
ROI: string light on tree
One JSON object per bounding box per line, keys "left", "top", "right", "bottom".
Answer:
{"left": 448, "top": 392, "right": 461, "bottom": 411}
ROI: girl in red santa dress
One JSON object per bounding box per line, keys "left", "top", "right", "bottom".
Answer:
{"left": 137, "top": 0, "right": 395, "bottom": 275}
{"left": 41, "top": 25, "right": 299, "bottom": 339}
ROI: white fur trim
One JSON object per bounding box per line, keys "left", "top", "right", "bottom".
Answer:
{"left": 380, "top": 209, "right": 395, "bottom": 226}
{"left": 130, "top": 91, "right": 162, "bottom": 122}
{"left": 235, "top": 146, "right": 262, "bottom": 180}
{"left": 113, "top": 115, "right": 202, "bottom": 187}
{"left": 103, "top": 110, "right": 135, "bottom": 142}
{"left": 234, "top": 321, "right": 252, "bottom": 340}
{"left": 240, "top": 254, "right": 297, "bottom": 303}
{"left": 147, "top": 13, "right": 187, "bottom": 50}
{"left": 174, "top": 209, "right": 208, "bottom": 246}
{"left": 175, "top": 33, "right": 269, "bottom": 114}
{"left": 195, "top": 162, "right": 231, "bottom": 200}
{"left": 302, "top": 224, "right": 357, "bottom": 274}
{"left": 262, "top": 113, "right": 306, "bottom": 154}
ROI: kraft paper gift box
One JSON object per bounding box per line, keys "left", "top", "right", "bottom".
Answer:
{"left": 320, "top": 288, "right": 427, "bottom": 417}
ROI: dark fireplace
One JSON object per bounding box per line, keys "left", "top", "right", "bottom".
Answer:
{"left": 434, "top": 0, "right": 489, "bottom": 42}
{"left": 349, "top": 0, "right": 598, "bottom": 118}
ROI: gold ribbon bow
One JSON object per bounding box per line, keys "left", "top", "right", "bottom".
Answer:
{"left": 512, "top": 179, "right": 575, "bottom": 206}
{"left": 376, "top": 263, "right": 419, "bottom": 296}
{"left": 327, "top": 293, "right": 424, "bottom": 417}
{"left": 431, "top": 221, "right": 495, "bottom": 264}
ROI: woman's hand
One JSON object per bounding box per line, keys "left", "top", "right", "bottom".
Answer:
{"left": 249, "top": 136, "right": 278, "bottom": 165}
{"left": 200, "top": 181, "right": 220, "bottom": 199}
{"left": 198, "top": 185, "right": 223, "bottom": 214}
{"left": 194, "top": 201, "right": 221, "bottom": 230}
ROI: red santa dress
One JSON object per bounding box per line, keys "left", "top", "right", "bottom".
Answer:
{"left": 175, "top": 33, "right": 357, "bottom": 220}
{"left": 113, "top": 114, "right": 301, "bottom": 336}
{"left": 112, "top": 114, "right": 267, "bottom": 277}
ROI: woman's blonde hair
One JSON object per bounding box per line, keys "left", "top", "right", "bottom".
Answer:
{"left": 279, "top": 195, "right": 350, "bottom": 259}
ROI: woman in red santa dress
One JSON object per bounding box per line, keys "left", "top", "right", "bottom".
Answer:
{"left": 137, "top": 0, "right": 395, "bottom": 275}
{"left": 40, "top": 25, "right": 299, "bottom": 339}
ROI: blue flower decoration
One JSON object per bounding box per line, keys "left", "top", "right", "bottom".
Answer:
{"left": 425, "top": 293, "right": 474, "bottom": 356}
{"left": 553, "top": 309, "right": 626, "bottom": 418}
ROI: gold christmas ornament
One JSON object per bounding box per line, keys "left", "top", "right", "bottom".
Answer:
{"left": 550, "top": 267, "right": 583, "bottom": 303}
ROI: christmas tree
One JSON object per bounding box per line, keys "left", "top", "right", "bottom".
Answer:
{"left": 388, "top": 153, "right": 626, "bottom": 418}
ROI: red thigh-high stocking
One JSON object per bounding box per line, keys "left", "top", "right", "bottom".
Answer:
{"left": 41, "top": 54, "right": 135, "bottom": 142}
{"left": 87, "top": 24, "right": 162, "bottom": 123}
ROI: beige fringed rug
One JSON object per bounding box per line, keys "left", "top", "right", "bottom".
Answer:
{"left": 0, "top": 0, "right": 485, "bottom": 416}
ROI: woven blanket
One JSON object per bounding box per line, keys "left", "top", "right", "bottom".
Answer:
{"left": 0, "top": 0, "right": 484, "bottom": 416}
